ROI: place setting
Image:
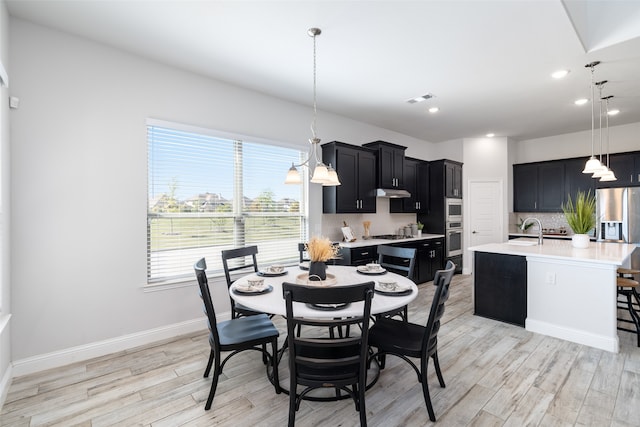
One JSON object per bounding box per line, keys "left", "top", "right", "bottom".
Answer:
{"left": 232, "top": 277, "right": 273, "bottom": 295}
{"left": 257, "top": 264, "right": 288, "bottom": 277}
{"left": 356, "top": 262, "right": 387, "bottom": 275}
{"left": 374, "top": 278, "right": 412, "bottom": 296}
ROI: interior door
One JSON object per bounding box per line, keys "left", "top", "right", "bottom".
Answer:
{"left": 469, "top": 180, "right": 503, "bottom": 249}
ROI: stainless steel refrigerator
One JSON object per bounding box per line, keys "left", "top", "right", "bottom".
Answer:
{"left": 596, "top": 187, "right": 640, "bottom": 243}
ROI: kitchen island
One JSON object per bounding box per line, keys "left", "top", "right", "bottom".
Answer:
{"left": 468, "top": 238, "right": 638, "bottom": 352}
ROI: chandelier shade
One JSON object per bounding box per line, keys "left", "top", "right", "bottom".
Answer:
{"left": 582, "top": 62, "right": 603, "bottom": 174}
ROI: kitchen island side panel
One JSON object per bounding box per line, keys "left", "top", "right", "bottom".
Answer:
{"left": 473, "top": 251, "right": 527, "bottom": 326}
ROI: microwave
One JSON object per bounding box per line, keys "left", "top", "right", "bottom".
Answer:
{"left": 445, "top": 198, "right": 462, "bottom": 221}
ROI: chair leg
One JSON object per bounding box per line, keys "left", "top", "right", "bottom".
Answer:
{"left": 262, "top": 343, "right": 268, "bottom": 364}
{"left": 358, "top": 382, "right": 368, "bottom": 427}
{"left": 625, "top": 293, "right": 640, "bottom": 347}
{"left": 432, "top": 351, "right": 446, "bottom": 388}
{"left": 420, "top": 367, "right": 436, "bottom": 422}
{"left": 203, "top": 349, "right": 214, "bottom": 378}
{"left": 205, "top": 357, "right": 221, "bottom": 410}
{"left": 271, "top": 339, "right": 281, "bottom": 394}
{"left": 288, "top": 379, "right": 297, "bottom": 427}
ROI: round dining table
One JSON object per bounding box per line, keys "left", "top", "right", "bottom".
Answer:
{"left": 229, "top": 264, "right": 418, "bottom": 318}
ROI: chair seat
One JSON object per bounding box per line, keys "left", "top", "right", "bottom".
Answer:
{"left": 369, "top": 317, "right": 426, "bottom": 359}
{"left": 217, "top": 314, "right": 279, "bottom": 348}
{"left": 617, "top": 268, "right": 640, "bottom": 276}
{"left": 617, "top": 277, "right": 640, "bottom": 288}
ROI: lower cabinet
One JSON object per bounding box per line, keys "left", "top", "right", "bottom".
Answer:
{"left": 337, "top": 245, "right": 377, "bottom": 267}
{"left": 473, "top": 251, "right": 527, "bottom": 327}
{"left": 393, "top": 238, "right": 444, "bottom": 283}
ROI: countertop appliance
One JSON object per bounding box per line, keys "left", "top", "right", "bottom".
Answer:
{"left": 596, "top": 187, "right": 640, "bottom": 243}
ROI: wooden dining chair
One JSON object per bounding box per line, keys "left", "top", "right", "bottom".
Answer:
{"left": 221, "top": 245, "right": 265, "bottom": 318}
{"left": 368, "top": 260, "right": 455, "bottom": 422}
{"left": 194, "top": 258, "right": 280, "bottom": 410}
{"left": 283, "top": 281, "right": 375, "bottom": 427}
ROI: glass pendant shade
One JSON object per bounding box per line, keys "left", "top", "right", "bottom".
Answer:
{"left": 310, "top": 163, "right": 330, "bottom": 183}
{"left": 591, "top": 163, "right": 609, "bottom": 178}
{"left": 599, "top": 169, "right": 617, "bottom": 181}
{"left": 582, "top": 156, "right": 603, "bottom": 174}
{"left": 285, "top": 164, "right": 303, "bottom": 184}
{"left": 323, "top": 164, "right": 341, "bottom": 186}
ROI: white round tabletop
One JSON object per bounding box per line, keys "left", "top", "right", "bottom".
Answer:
{"left": 230, "top": 265, "right": 418, "bottom": 318}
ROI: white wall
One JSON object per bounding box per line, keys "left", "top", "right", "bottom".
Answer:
{"left": 8, "top": 18, "right": 436, "bottom": 370}
{"left": 0, "top": 0, "right": 12, "bottom": 407}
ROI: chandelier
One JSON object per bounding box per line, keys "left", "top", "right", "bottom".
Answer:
{"left": 284, "top": 28, "right": 341, "bottom": 186}
{"left": 582, "top": 61, "right": 602, "bottom": 174}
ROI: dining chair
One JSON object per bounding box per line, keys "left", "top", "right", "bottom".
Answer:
{"left": 221, "top": 245, "right": 265, "bottom": 318}
{"left": 376, "top": 244, "right": 417, "bottom": 321}
{"left": 282, "top": 281, "right": 375, "bottom": 427}
{"left": 368, "top": 260, "right": 455, "bottom": 422}
{"left": 194, "top": 258, "right": 280, "bottom": 410}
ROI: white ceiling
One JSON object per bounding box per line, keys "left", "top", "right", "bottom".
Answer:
{"left": 6, "top": 0, "right": 640, "bottom": 143}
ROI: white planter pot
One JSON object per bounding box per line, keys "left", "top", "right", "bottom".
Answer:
{"left": 571, "top": 234, "right": 590, "bottom": 248}
{"left": 417, "top": 230, "right": 422, "bottom": 238}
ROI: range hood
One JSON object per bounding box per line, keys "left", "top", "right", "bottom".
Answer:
{"left": 376, "top": 188, "right": 411, "bottom": 198}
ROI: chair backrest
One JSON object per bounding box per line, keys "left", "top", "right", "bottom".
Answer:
{"left": 194, "top": 258, "right": 220, "bottom": 347}
{"left": 282, "top": 282, "right": 375, "bottom": 384}
{"left": 298, "top": 242, "right": 308, "bottom": 263}
{"left": 377, "top": 245, "right": 417, "bottom": 278}
{"left": 221, "top": 245, "right": 259, "bottom": 288}
{"left": 423, "top": 260, "right": 456, "bottom": 357}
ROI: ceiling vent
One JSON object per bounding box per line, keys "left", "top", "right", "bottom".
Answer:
{"left": 407, "top": 93, "right": 434, "bottom": 104}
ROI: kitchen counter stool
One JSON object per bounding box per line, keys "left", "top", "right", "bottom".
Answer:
{"left": 616, "top": 268, "right": 640, "bottom": 347}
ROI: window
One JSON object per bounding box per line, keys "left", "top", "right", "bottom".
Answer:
{"left": 147, "top": 121, "right": 308, "bottom": 285}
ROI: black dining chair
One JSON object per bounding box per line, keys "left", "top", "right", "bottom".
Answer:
{"left": 194, "top": 258, "right": 280, "bottom": 410}
{"left": 376, "top": 244, "right": 417, "bottom": 321}
{"left": 368, "top": 260, "right": 455, "bottom": 422}
{"left": 221, "top": 245, "right": 265, "bottom": 318}
{"left": 282, "top": 281, "right": 375, "bottom": 427}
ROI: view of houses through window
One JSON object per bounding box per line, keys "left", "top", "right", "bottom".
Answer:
{"left": 147, "top": 121, "right": 308, "bottom": 284}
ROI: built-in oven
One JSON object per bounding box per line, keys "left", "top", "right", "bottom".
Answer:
{"left": 445, "top": 198, "right": 463, "bottom": 222}
{"left": 445, "top": 221, "right": 463, "bottom": 257}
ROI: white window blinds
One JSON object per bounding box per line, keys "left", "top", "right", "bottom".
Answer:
{"left": 147, "top": 123, "right": 308, "bottom": 284}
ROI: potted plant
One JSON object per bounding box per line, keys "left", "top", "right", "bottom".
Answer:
{"left": 305, "top": 236, "right": 340, "bottom": 280}
{"left": 417, "top": 221, "right": 424, "bottom": 237}
{"left": 562, "top": 189, "right": 596, "bottom": 248}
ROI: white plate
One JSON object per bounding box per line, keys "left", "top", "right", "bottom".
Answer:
{"left": 356, "top": 265, "right": 387, "bottom": 274}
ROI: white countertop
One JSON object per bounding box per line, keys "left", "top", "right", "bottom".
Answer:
{"left": 339, "top": 233, "right": 445, "bottom": 248}
{"left": 468, "top": 238, "right": 638, "bottom": 265}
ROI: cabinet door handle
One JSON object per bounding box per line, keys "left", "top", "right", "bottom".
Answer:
{"left": 361, "top": 252, "right": 369, "bottom": 256}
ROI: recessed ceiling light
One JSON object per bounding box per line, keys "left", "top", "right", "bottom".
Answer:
{"left": 486, "top": 133, "right": 495, "bottom": 138}
{"left": 407, "top": 93, "right": 435, "bottom": 104}
{"left": 608, "top": 109, "right": 620, "bottom": 116}
{"left": 552, "top": 69, "right": 570, "bottom": 79}
{"left": 574, "top": 98, "right": 588, "bottom": 106}
{"left": 428, "top": 107, "right": 439, "bottom": 113}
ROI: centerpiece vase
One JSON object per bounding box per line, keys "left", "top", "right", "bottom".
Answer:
{"left": 308, "top": 261, "right": 327, "bottom": 281}
{"left": 571, "top": 234, "right": 590, "bottom": 249}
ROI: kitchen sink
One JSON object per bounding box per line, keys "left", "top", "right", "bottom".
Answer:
{"left": 507, "top": 240, "right": 538, "bottom": 246}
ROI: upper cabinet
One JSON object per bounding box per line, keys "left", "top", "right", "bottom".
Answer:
{"left": 597, "top": 152, "right": 640, "bottom": 188}
{"left": 513, "top": 161, "right": 565, "bottom": 212}
{"left": 564, "top": 157, "right": 595, "bottom": 198}
{"left": 362, "top": 141, "right": 406, "bottom": 189}
{"left": 430, "top": 159, "right": 463, "bottom": 199}
{"left": 390, "top": 157, "right": 429, "bottom": 213}
{"left": 321, "top": 142, "right": 377, "bottom": 213}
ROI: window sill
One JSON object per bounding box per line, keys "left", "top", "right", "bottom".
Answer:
{"left": 143, "top": 274, "right": 226, "bottom": 292}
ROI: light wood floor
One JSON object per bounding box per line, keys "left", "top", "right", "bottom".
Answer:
{"left": 2, "top": 274, "right": 640, "bottom": 426}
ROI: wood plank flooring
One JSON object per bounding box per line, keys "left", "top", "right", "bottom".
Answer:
{"left": 2, "top": 274, "right": 640, "bottom": 426}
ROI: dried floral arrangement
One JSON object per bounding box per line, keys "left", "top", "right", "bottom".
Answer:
{"left": 305, "top": 236, "right": 340, "bottom": 262}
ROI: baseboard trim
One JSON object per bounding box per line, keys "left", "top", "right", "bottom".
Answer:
{"left": 526, "top": 318, "right": 619, "bottom": 353}
{"left": 10, "top": 314, "right": 223, "bottom": 377}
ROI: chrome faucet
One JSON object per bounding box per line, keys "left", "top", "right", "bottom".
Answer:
{"left": 521, "top": 217, "right": 543, "bottom": 245}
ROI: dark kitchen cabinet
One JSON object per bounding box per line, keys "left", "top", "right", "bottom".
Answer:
{"left": 429, "top": 160, "right": 463, "bottom": 200}
{"left": 413, "top": 238, "right": 444, "bottom": 283}
{"left": 513, "top": 161, "right": 565, "bottom": 212}
{"left": 390, "top": 157, "right": 429, "bottom": 213}
{"left": 338, "top": 245, "right": 377, "bottom": 266}
{"left": 565, "top": 157, "right": 595, "bottom": 200}
{"left": 363, "top": 140, "right": 406, "bottom": 189}
{"left": 474, "top": 251, "right": 527, "bottom": 327}
{"left": 597, "top": 152, "right": 640, "bottom": 188}
{"left": 322, "top": 142, "right": 376, "bottom": 213}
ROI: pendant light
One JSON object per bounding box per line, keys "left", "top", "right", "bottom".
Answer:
{"left": 284, "top": 28, "right": 340, "bottom": 186}
{"left": 591, "top": 80, "right": 609, "bottom": 178}
{"left": 582, "top": 61, "right": 603, "bottom": 174}
{"left": 599, "top": 95, "right": 617, "bottom": 181}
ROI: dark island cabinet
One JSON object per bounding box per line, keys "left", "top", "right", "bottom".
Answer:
{"left": 390, "top": 157, "right": 429, "bottom": 213}
{"left": 322, "top": 142, "right": 376, "bottom": 213}
{"left": 363, "top": 141, "right": 406, "bottom": 189}
{"left": 474, "top": 252, "right": 527, "bottom": 327}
